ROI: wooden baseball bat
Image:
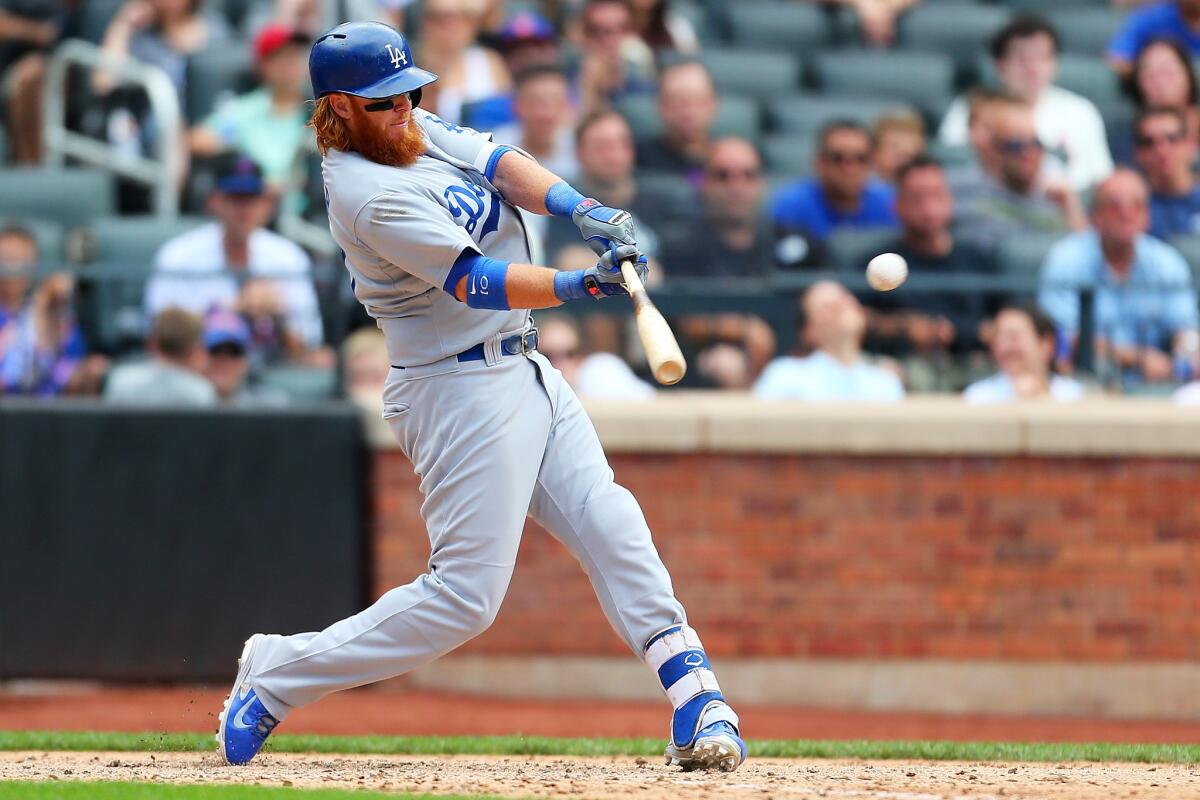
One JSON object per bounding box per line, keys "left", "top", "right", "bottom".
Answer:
{"left": 619, "top": 259, "right": 687, "bottom": 386}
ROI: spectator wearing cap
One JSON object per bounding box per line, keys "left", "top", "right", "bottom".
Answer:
{"left": 1134, "top": 107, "right": 1200, "bottom": 238}
{"left": 964, "top": 305, "right": 1085, "bottom": 404}
{"left": 1109, "top": 0, "right": 1200, "bottom": 74}
{"left": 770, "top": 120, "right": 897, "bottom": 246}
{"left": 204, "top": 309, "right": 288, "bottom": 407}
{"left": 492, "top": 65, "right": 577, "bottom": 180}
{"left": 189, "top": 23, "right": 313, "bottom": 186}
{"left": 950, "top": 92, "right": 1087, "bottom": 256}
{"left": 1039, "top": 169, "right": 1199, "bottom": 389}
{"left": 636, "top": 59, "right": 716, "bottom": 182}
{"left": 940, "top": 15, "right": 1112, "bottom": 192}
{"left": 105, "top": 308, "right": 216, "bottom": 406}
{"left": 144, "top": 155, "right": 325, "bottom": 367}
{"left": 575, "top": 0, "right": 656, "bottom": 117}
{"left": 0, "top": 225, "right": 103, "bottom": 396}
{"left": 496, "top": 11, "right": 560, "bottom": 77}
{"left": 753, "top": 280, "right": 905, "bottom": 402}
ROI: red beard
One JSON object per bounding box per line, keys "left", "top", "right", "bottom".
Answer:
{"left": 347, "top": 106, "right": 426, "bottom": 168}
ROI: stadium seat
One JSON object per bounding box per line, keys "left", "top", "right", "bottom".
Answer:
{"left": 259, "top": 366, "right": 337, "bottom": 402}
{"left": 727, "top": 1, "right": 831, "bottom": 52}
{"left": 826, "top": 228, "right": 896, "bottom": 272}
{"left": 762, "top": 134, "right": 815, "bottom": 178}
{"left": 811, "top": 50, "right": 955, "bottom": 116}
{"left": 0, "top": 218, "right": 66, "bottom": 273}
{"left": 899, "top": 4, "right": 1012, "bottom": 73}
{"left": 1055, "top": 54, "right": 1124, "bottom": 107}
{"left": 994, "top": 230, "right": 1066, "bottom": 276}
{"left": 616, "top": 94, "right": 662, "bottom": 141}
{"left": 712, "top": 95, "right": 763, "bottom": 142}
{"left": 0, "top": 168, "right": 115, "bottom": 226}
{"left": 79, "top": 0, "right": 123, "bottom": 42}
{"left": 1046, "top": 8, "right": 1125, "bottom": 56}
{"left": 1168, "top": 235, "right": 1200, "bottom": 284}
{"left": 675, "top": 0, "right": 719, "bottom": 45}
{"left": 768, "top": 93, "right": 917, "bottom": 137}
{"left": 925, "top": 142, "right": 974, "bottom": 170}
{"left": 186, "top": 42, "right": 255, "bottom": 123}
{"left": 86, "top": 215, "right": 208, "bottom": 266}
{"left": 700, "top": 49, "right": 803, "bottom": 99}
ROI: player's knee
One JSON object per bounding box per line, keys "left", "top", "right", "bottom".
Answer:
{"left": 441, "top": 571, "right": 510, "bottom": 638}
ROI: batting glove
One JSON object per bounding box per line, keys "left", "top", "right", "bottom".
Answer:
{"left": 583, "top": 244, "right": 648, "bottom": 298}
{"left": 572, "top": 198, "right": 638, "bottom": 256}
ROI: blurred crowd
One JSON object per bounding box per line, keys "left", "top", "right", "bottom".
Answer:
{"left": 4, "top": 0, "right": 1200, "bottom": 406}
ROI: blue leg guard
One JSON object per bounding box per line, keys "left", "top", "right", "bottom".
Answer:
{"left": 644, "top": 625, "right": 741, "bottom": 751}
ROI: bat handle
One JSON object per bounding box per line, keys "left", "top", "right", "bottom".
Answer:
{"left": 620, "top": 259, "right": 647, "bottom": 295}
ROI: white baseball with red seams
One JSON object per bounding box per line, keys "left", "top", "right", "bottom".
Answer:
{"left": 867, "top": 252, "right": 908, "bottom": 291}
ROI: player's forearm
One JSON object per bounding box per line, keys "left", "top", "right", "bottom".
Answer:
{"left": 452, "top": 262, "right": 564, "bottom": 309}
{"left": 490, "top": 149, "right": 563, "bottom": 215}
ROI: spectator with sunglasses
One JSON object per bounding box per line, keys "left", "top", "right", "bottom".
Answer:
{"left": 575, "top": 0, "right": 656, "bottom": 117}
{"left": 1133, "top": 107, "right": 1200, "bottom": 238}
{"left": 769, "top": 120, "right": 897, "bottom": 247}
{"left": 664, "top": 137, "right": 822, "bottom": 276}
{"left": 951, "top": 93, "right": 1087, "bottom": 256}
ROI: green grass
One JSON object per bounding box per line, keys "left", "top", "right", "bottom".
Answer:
{"left": 0, "top": 731, "right": 1197, "bottom": 763}
{"left": 0, "top": 782, "right": 505, "bottom": 800}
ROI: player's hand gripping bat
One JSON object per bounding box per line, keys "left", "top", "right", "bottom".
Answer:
{"left": 619, "top": 259, "right": 687, "bottom": 385}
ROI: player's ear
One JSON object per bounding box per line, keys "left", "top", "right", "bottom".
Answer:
{"left": 329, "top": 93, "right": 353, "bottom": 121}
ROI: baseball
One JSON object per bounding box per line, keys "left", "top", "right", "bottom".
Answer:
{"left": 866, "top": 252, "right": 908, "bottom": 291}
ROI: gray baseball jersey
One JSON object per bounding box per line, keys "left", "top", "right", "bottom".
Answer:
{"left": 322, "top": 109, "right": 531, "bottom": 366}
{"left": 244, "top": 109, "right": 738, "bottom": 751}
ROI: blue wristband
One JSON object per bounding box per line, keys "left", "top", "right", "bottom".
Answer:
{"left": 447, "top": 251, "right": 512, "bottom": 310}
{"left": 545, "top": 182, "right": 586, "bottom": 218}
{"left": 553, "top": 269, "right": 590, "bottom": 302}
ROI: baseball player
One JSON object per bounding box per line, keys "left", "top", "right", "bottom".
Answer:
{"left": 217, "top": 21, "right": 745, "bottom": 773}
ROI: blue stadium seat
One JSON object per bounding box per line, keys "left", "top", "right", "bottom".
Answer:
{"left": 768, "top": 93, "right": 917, "bottom": 137}
{"left": 620, "top": 93, "right": 761, "bottom": 143}
{"left": 994, "top": 230, "right": 1066, "bottom": 276}
{"left": 616, "top": 94, "right": 661, "bottom": 141}
{"left": 0, "top": 168, "right": 115, "bottom": 226}
{"left": 727, "top": 1, "right": 831, "bottom": 52}
{"left": 812, "top": 50, "right": 955, "bottom": 117}
{"left": 1046, "top": 8, "right": 1125, "bottom": 56}
{"left": 259, "top": 366, "right": 337, "bottom": 402}
{"left": 700, "top": 49, "right": 804, "bottom": 99}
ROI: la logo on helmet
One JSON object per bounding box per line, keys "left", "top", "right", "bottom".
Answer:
{"left": 385, "top": 44, "right": 408, "bottom": 69}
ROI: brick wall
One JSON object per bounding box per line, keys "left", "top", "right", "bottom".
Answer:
{"left": 372, "top": 451, "right": 1200, "bottom": 662}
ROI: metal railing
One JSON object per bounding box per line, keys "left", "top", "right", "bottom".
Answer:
{"left": 42, "top": 39, "right": 183, "bottom": 219}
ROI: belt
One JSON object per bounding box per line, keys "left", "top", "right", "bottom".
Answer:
{"left": 391, "top": 327, "right": 538, "bottom": 370}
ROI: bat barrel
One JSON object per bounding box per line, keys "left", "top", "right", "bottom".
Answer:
{"left": 620, "top": 260, "right": 687, "bottom": 386}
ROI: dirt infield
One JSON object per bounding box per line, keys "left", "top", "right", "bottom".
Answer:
{"left": 6, "top": 686, "right": 1200, "bottom": 743}
{"left": 2, "top": 751, "right": 1199, "bottom": 799}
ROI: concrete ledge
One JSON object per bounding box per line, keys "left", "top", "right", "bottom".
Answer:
{"left": 365, "top": 395, "right": 1200, "bottom": 458}
{"left": 401, "top": 656, "right": 1200, "bottom": 720}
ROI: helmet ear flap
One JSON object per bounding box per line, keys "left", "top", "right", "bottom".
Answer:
{"left": 410, "top": 87, "right": 422, "bottom": 109}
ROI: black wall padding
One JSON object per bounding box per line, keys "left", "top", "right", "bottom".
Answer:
{"left": 0, "top": 401, "right": 368, "bottom": 681}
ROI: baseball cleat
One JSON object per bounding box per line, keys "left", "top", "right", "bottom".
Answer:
{"left": 664, "top": 720, "right": 746, "bottom": 772}
{"left": 216, "top": 634, "right": 279, "bottom": 766}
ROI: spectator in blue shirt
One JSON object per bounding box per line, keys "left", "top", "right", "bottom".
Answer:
{"left": 770, "top": 119, "right": 897, "bottom": 247}
{"left": 753, "top": 280, "right": 905, "bottom": 402}
{"left": 1133, "top": 107, "right": 1200, "bottom": 238}
{"left": 1038, "top": 168, "right": 1200, "bottom": 389}
{"left": 1109, "top": 0, "right": 1200, "bottom": 74}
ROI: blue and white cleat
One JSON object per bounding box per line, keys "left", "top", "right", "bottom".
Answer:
{"left": 216, "top": 634, "right": 279, "bottom": 766}
{"left": 664, "top": 720, "right": 747, "bottom": 773}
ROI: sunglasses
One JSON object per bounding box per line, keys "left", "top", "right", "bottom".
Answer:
{"left": 822, "top": 150, "right": 870, "bottom": 166}
{"left": 1135, "top": 131, "right": 1185, "bottom": 149}
{"left": 709, "top": 167, "right": 762, "bottom": 181}
{"left": 363, "top": 92, "right": 413, "bottom": 113}
{"left": 996, "top": 137, "right": 1042, "bottom": 155}
{"left": 209, "top": 343, "right": 246, "bottom": 358}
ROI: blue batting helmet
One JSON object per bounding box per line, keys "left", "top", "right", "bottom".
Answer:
{"left": 309, "top": 22, "right": 437, "bottom": 106}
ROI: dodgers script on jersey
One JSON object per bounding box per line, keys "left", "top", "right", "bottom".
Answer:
{"left": 323, "top": 109, "right": 532, "bottom": 367}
